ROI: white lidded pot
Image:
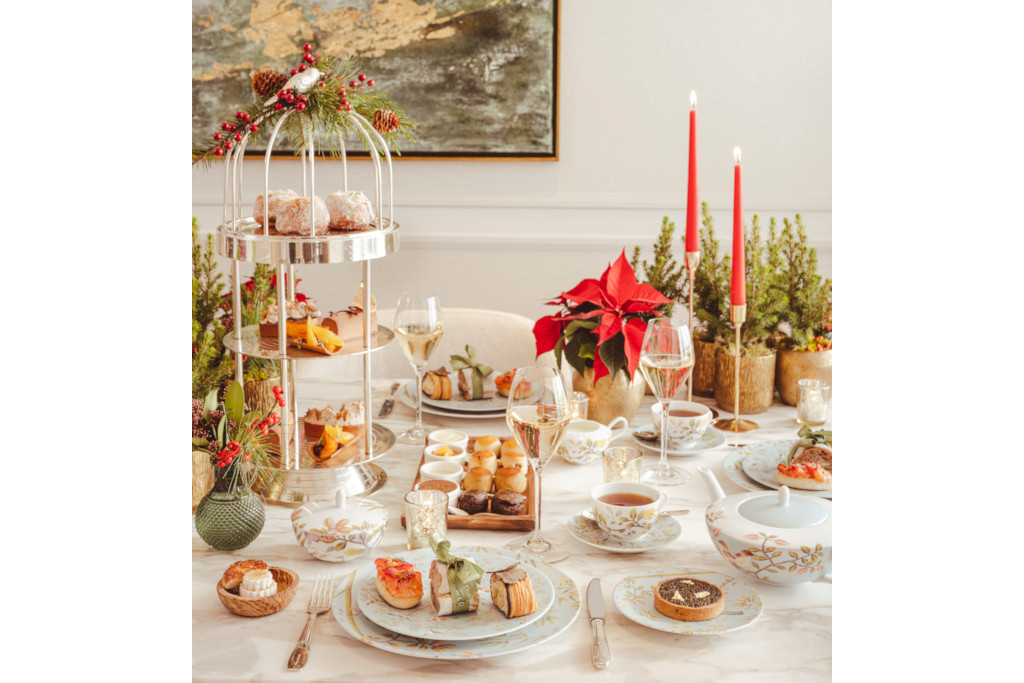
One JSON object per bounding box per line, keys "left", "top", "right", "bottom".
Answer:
{"left": 290, "top": 489, "right": 388, "bottom": 563}
{"left": 697, "top": 465, "right": 831, "bottom": 586}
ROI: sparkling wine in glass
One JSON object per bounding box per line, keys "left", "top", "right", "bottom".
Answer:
{"left": 638, "top": 318, "right": 695, "bottom": 486}
{"left": 504, "top": 366, "right": 572, "bottom": 563}
{"left": 394, "top": 294, "right": 444, "bottom": 444}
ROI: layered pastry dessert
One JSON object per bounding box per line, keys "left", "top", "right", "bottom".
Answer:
{"left": 653, "top": 577, "right": 724, "bottom": 621}
{"left": 489, "top": 564, "right": 538, "bottom": 618}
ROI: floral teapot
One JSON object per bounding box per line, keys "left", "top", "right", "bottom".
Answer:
{"left": 290, "top": 489, "right": 387, "bottom": 563}
{"left": 697, "top": 465, "right": 831, "bottom": 586}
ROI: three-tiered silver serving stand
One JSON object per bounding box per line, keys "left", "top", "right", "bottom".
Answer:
{"left": 217, "top": 107, "right": 397, "bottom": 505}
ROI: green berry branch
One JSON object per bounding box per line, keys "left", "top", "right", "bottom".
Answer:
{"left": 192, "top": 43, "right": 417, "bottom": 166}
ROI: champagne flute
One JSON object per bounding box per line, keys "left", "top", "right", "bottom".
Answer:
{"left": 504, "top": 366, "right": 572, "bottom": 563}
{"left": 393, "top": 294, "right": 444, "bottom": 444}
{"left": 638, "top": 317, "right": 695, "bottom": 486}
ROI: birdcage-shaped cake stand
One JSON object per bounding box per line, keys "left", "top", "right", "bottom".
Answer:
{"left": 217, "top": 108, "right": 398, "bottom": 505}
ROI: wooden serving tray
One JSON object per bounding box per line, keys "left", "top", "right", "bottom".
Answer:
{"left": 401, "top": 437, "right": 536, "bottom": 530}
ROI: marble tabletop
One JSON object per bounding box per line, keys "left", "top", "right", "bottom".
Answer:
{"left": 192, "top": 378, "right": 832, "bottom": 682}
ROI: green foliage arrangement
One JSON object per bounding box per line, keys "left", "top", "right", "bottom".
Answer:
{"left": 193, "top": 218, "right": 234, "bottom": 400}
{"left": 775, "top": 215, "right": 832, "bottom": 350}
{"left": 630, "top": 216, "right": 687, "bottom": 317}
{"left": 728, "top": 214, "right": 787, "bottom": 352}
{"left": 192, "top": 381, "right": 277, "bottom": 491}
{"left": 693, "top": 203, "right": 733, "bottom": 343}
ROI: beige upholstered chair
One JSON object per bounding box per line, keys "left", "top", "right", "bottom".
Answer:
{"left": 295, "top": 308, "right": 558, "bottom": 385}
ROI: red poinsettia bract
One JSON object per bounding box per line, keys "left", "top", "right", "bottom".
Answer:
{"left": 534, "top": 251, "right": 672, "bottom": 382}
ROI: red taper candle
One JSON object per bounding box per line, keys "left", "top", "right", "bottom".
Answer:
{"left": 685, "top": 90, "right": 699, "bottom": 254}
{"left": 731, "top": 147, "right": 746, "bottom": 306}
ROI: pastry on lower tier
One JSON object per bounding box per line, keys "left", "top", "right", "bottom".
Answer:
{"left": 653, "top": 577, "right": 724, "bottom": 622}
{"left": 468, "top": 450, "right": 498, "bottom": 476}
{"left": 221, "top": 559, "right": 268, "bottom": 590}
{"left": 336, "top": 401, "right": 365, "bottom": 437}
{"left": 462, "top": 467, "right": 493, "bottom": 493}
{"left": 491, "top": 489, "right": 526, "bottom": 516}
{"left": 429, "top": 559, "right": 481, "bottom": 615}
{"left": 490, "top": 564, "right": 538, "bottom": 618}
{"left": 457, "top": 490, "right": 490, "bottom": 515}
{"left": 326, "top": 190, "right": 374, "bottom": 231}
{"left": 253, "top": 189, "right": 298, "bottom": 226}
{"left": 275, "top": 196, "right": 330, "bottom": 236}
{"left": 374, "top": 557, "right": 423, "bottom": 609}
{"left": 239, "top": 568, "right": 278, "bottom": 598}
{"left": 303, "top": 406, "right": 337, "bottom": 441}
{"left": 260, "top": 299, "right": 322, "bottom": 335}
{"left": 494, "top": 466, "right": 527, "bottom": 493}
{"left": 422, "top": 368, "right": 452, "bottom": 400}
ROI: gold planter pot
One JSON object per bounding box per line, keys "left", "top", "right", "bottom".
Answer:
{"left": 714, "top": 350, "right": 777, "bottom": 415}
{"left": 192, "top": 449, "right": 214, "bottom": 512}
{"left": 776, "top": 349, "right": 832, "bottom": 406}
{"left": 692, "top": 338, "right": 718, "bottom": 397}
{"left": 572, "top": 367, "right": 647, "bottom": 425}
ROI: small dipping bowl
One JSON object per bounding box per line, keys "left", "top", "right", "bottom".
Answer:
{"left": 424, "top": 443, "right": 467, "bottom": 467}
{"left": 415, "top": 478, "right": 460, "bottom": 507}
{"left": 419, "top": 459, "right": 465, "bottom": 485}
{"left": 427, "top": 428, "right": 469, "bottom": 452}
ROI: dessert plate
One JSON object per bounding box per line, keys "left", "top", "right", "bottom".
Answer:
{"left": 404, "top": 380, "right": 507, "bottom": 414}
{"left": 398, "top": 386, "right": 505, "bottom": 420}
{"left": 354, "top": 546, "right": 554, "bottom": 641}
{"left": 613, "top": 567, "right": 763, "bottom": 635}
{"left": 739, "top": 441, "right": 831, "bottom": 499}
{"left": 567, "top": 511, "right": 681, "bottom": 553}
{"left": 722, "top": 448, "right": 770, "bottom": 492}
{"left": 631, "top": 424, "right": 727, "bottom": 455}
{"left": 333, "top": 546, "right": 581, "bottom": 659}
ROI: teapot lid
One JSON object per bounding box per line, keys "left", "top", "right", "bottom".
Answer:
{"left": 737, "top": 486, "right": 829, "bottom": 528}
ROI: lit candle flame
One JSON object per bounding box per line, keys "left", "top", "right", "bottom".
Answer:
{"left": 690, "top": 90, "right": 697, "bottom": 109}
{"left": 734, "top": 147, "right": 742, "bottom": 164}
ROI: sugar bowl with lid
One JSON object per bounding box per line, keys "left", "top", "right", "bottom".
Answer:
{"left": 697, "top": 465, "right": 831, "bottom": 586}
{"left": 290, "top": 489, "right": 388, "bottom": 563}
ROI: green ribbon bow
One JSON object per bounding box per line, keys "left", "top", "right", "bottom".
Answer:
{"left": 450, "top": 345, "right": 493, "bottom": 400}
{"left": 786, "top": 426, "right": 833, "bottom": 463}
{"left": 429, "top": 532, "right": 484, "bottom": 614}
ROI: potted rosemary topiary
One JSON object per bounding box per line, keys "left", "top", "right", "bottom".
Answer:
{"left": 774, "top": 215, "right": 832, "bottom": 405}
{"left": 691, "top": 203, "right": 732, "bottom": 397}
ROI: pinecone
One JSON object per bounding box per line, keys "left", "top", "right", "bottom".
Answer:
{"left": 372, "top": 109, "right": 400, "bottom": 133}
{"left": 251, "top": 70, "right": 288, "bottom": 100}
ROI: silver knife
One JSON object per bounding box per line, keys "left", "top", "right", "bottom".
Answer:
{"left": 378, "top": 382, "right": 401, "bottom": 416}
{"left": 587, "top": 578, "right": 610, "bottom": 669}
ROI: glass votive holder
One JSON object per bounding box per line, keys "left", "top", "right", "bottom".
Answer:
{"left": 571, "top": 391, "right": 590, "bottom": 420}
{"left": 796, "top": 379, "right": 831, "bottom": 426}
{"left": 404, "top": 489, "right": 448, "bottom": 550}
{"left": 602, "top": 446, "right": 643, "bottom": 483}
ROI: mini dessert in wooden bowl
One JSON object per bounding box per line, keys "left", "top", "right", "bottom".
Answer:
{"left": 217, "top": 564, "right": 299, "bottom": 617}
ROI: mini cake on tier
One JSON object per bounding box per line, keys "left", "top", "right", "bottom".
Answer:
{"left": 326, "top": 190, "right": 375, "bottom": 231}
{"left": 275, "top": 196, "right": 330, "bottom": 235}
{"left": 253, "top": 189, "right": 299, "bottom": 226}
{"left": 259, "top": 299, "right": 322, "bottom": 336}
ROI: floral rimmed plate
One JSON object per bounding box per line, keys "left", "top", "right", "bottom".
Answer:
{"left": 739, "top": 441, "right": 831, "bottom": 499}
{"left": 354, "top": 546, "right": 554, "bottom": 640}
{"left": 566, "top": 512, "right": 681, "bottom": 554}
{"left": 723, "top": 448, "right": 770, "bottom": 492}
{"left": 333, "top": 546, "right": 581, "bottom": 659}
{"left": 631, "top": 424, "right": 727, "bottom": 455}
{"left": 613, "top": 567, "right": 763, "bottom": 635}
{"left": 397, "top": 387, "right": 504, "bottom": 420}
{"left": 403, "top": 381, "right": 507, "bottom": 414}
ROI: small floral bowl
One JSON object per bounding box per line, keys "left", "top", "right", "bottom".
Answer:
{"left": 290, "top": 490, "right": 388, "bottom": 563}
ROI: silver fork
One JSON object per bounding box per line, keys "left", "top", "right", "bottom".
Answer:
{"left": 287, "top": 574, "right": 333, "bottom": 671}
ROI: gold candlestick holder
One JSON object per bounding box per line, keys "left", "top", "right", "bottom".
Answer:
{"left": 685, "top": 251, "right": 699, "bottom": 402}
{"left": 713, "top": 304, "right": 759, "bottom": 433}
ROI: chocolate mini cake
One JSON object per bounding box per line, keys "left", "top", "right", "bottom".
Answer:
{"left": 458, "top": 490, "right": 490, "bottom": 515}
{"left": 653, "top": 577, "right": 724, "bottom": 622}
{"left": 492, "top": 489, "right": 526, "bottom": 515}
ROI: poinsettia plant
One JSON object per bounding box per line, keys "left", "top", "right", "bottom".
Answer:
{"left": 534, "top": 251, "right": 673, "bottom": 383}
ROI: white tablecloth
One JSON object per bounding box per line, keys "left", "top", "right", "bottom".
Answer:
{"left": 192, "top": 378, "right": 831, "bottom": 682}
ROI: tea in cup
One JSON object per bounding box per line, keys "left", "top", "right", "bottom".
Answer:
{"left": 557, "top": 417, "right": 630, "bottom": 464}
{"left": 651, "top": 400, "right": 712, "bottom": 446}
{"left": 590, "top": 481, "right": 668, "bottom": 541}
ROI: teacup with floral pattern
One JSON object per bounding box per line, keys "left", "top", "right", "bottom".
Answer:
{"left": 591, "top": 482, "right": 668, "bottom": 541}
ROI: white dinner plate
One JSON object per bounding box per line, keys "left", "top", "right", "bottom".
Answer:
{"left": 405, "top": 380, "right": 508, "bottom": 413}
{"left": 632, "top": 423, "right": 727, "bottom": 456}
{"left": 722, "top": 448, "right": 770, "bottom": 492}
{"left": 740, "top": 441, "right": 832, "bottom": 499}
{"left": 332, "top": 546, "right": 581, "bottom": 659}
{"left": 566, "top": 511, "right": 681, "bottom": 554}
{"left": 354, "top": 547, "right": 554, "bottom": 641}
{"left": 398, "top": 384, "right": 505, "bottom": 420}
{"left": 613, "top": 567, "right": 764, "bottom": 635}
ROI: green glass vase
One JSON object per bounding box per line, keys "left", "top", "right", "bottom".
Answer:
{"left": 194, "top": 472, "right": 266, "bottom": 551}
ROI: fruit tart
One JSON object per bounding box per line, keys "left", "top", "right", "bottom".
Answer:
{"left": 776, "top": 461, "right": 832, "bottom": 490}
{"left": 374, "top": 557, "right": 423, "bottom": 609}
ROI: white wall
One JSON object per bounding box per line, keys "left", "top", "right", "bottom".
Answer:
{"left": 192, "top": 0, "right": 831, "bottom": 321}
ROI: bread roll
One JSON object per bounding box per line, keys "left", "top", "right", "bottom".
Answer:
{"left": 653, "top": 577, "right": 724, "bottom": 621}
{"left": 468, "top": 450, "right": 498, "bottom": 475}
{"left": 494, "top": 466, "right": 527, "bottom": 493}
{"left": 500, "top": 451, "right": 529, "bottom": 473}
{"left": 474, "top": 436, "right": 502, "bottom": 456}
{"left": 500, "top": 439, "right": 525, "bottom": 457}
{"left": 462, "top": 466, "right": 493, "bottom": 492}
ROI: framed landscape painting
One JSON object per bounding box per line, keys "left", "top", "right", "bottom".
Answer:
{"left": 192, "top": 0, "right": 559, "bottom": 159}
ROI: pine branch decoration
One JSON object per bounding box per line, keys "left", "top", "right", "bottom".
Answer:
{"left": 630, "top": 216, "right": 686, "bottom": 316}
